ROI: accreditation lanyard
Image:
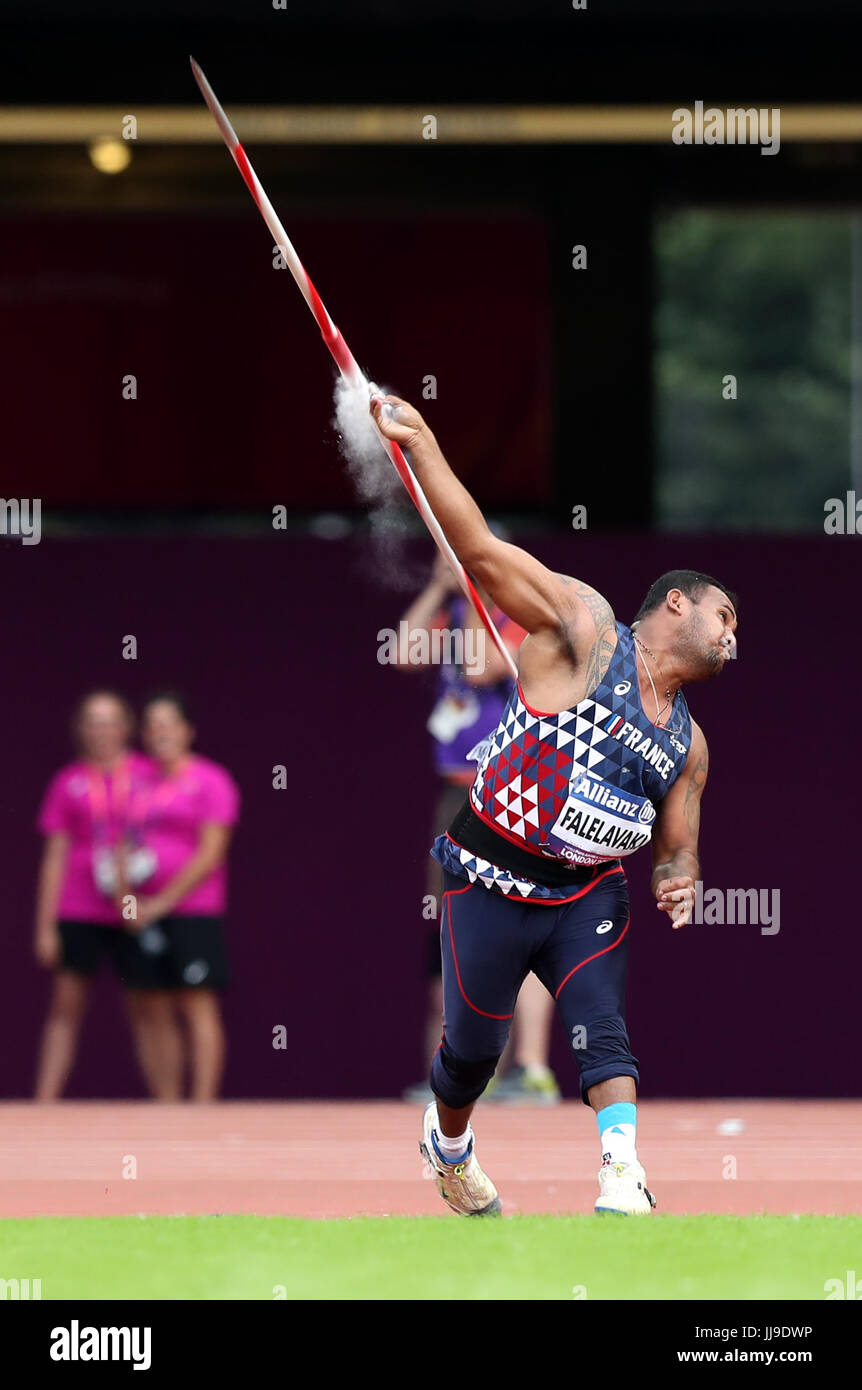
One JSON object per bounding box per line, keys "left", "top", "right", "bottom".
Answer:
{"left": 85, "top": 759, "right": 132, "bottom": 844}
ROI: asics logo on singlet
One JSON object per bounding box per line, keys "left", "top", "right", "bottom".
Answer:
{"left": 613, "top": 680, "right": 632, "bottom": 695}
{"left": 596, "top": 920, "right": 614, "bottom": 934}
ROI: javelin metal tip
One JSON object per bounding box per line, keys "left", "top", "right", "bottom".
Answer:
{"left": 190, "top": 56, "right": 240, "bottom": 152}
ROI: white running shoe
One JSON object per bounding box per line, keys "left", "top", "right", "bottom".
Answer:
{"left": 594, "top": 1159, "right": 656, "bottom": 1215}
{"left": 419, "top": 1103, "right": 501, "bottom": 1217}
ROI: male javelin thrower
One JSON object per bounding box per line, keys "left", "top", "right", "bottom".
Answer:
{"left": 371, "top": 392, "right": 737, "bottom": 1217}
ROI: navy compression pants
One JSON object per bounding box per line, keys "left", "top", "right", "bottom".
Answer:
{"left": 430, "top": 867, "right": 639, "bottom": 1108}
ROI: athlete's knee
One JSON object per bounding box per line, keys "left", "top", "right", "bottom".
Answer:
{"left": 570, "top": 1012, "right": 637, "bottom": 1072}
{"left": 430, "top": 1038, "right": 499, "bottom": 1109}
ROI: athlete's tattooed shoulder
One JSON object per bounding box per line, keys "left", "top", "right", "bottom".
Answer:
{"left": 555, "top": 575, "right": 617, "bottom": 689}
{"left": 555, "top": 575, "right": 614, "bottom": 630}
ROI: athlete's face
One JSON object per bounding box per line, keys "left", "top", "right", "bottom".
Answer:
{"left": 677, "top": 586, "right": 737, "bottom": 680}
{"left": 142, "top": 701, "right": 194, "bottom": 764}
{"left": 77, "top": 695, "right": 132, "bottom": 763}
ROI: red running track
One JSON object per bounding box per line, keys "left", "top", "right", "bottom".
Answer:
{"left": 0, "top": 1099, "right": 859, "bottom": 1219}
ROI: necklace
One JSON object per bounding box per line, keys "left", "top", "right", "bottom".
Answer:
{"left": 633, "top": 634, "right": 673, "bottom": 728}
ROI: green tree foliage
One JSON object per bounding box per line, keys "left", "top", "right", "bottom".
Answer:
{"left": 655, "top": 211, "right": 851, "bottom": 530}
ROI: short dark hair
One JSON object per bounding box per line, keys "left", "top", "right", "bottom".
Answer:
{"left": 633, "top": 570, "right": 738, "bottom": 625}
{"left": 142, "top": 690, "right": 194, "bottom": 724}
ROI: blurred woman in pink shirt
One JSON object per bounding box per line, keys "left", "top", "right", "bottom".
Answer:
{"left": 127, "top": 693, "right": 240, "bottom": 1101}
{"left": 34, "top": 690, "right": 162, "bottom": 1099}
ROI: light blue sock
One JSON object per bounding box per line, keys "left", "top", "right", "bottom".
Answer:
{"left": 596, "top": 1102, "right": 637, "bottom": 1165}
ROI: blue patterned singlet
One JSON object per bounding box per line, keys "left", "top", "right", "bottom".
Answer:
{"left": 433, "top": 623, "right": 692, "bottom": 899}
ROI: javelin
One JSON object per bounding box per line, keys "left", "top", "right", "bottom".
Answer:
{"left": 190, "top": 57, "right": 518, "bottom": 682}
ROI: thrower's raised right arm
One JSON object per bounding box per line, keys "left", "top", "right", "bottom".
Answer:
{"left": 370, "top": 394, "right": 608, "bottom": 651}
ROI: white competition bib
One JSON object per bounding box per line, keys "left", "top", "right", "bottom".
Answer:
{"left": 545, "top": 769, "right": 656, "bottom": 867}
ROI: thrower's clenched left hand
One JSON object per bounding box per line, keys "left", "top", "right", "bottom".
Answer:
{"left": 656, "top": 875, "right": 695, "bottom": 929}
{"left": 370, "top": 393, "right": 428, "bottom": 450}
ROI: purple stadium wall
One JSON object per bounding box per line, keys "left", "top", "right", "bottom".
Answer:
{"left": 1, "top": 531, "right": 855, "bottom": 1099}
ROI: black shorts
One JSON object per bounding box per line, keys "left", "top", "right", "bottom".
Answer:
{"left": 132, "top": 915, "right": 229, "bottom": 991}
{"left": 58, "top": 921, "right": 159, "bottom": 990}
{"left": 58, "top": 917, "right": 229, "bottom": 991}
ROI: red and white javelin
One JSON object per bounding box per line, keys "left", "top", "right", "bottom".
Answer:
{"left": 190, "top": 57, "right": 518, "bottom": 681}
